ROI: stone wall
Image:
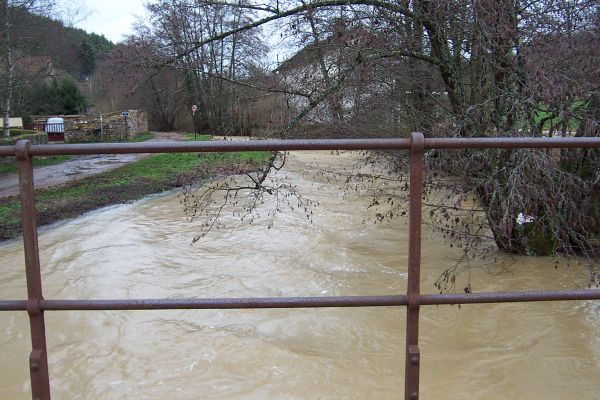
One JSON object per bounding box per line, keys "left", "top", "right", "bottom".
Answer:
{"left": 31, "top": 111, "right": 149, "bottom": 143}
{"left": 0, "top": 131, "right": 48, "bottom": 165}
{"left": 65, "top": 110, "right": 148, "bottom": 143}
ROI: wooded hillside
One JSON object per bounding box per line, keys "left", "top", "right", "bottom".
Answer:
{"left": 1, "top": 4, "right": 114, "bottom": 123}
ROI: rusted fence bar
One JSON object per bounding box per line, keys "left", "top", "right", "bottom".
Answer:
{"left": 0, "top": 300, "right": 27, "bottom": 310}
{"left": 1, "top": 136, "right": 600, "bottom": 158}
{"left": 405, "top": 133, "right": 425, "bottom": 400}
{"left": 41, "top": 296, "right": 409, "bottom": 309}
{"left": 2, "top": 288, "right": 600, "bottom": 312}
{"left": 24, "top": 138, "right": 413, "bottom": 156}
{"left": 424, "top": 137, "right": 600, "bottom": 149}
{"left": 16, "top": 141, "right": 51, "bottom": 400}
{"left": 420, "top": 289, "right": 600, "bottom": 304}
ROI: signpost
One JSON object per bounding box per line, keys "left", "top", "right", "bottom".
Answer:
{"left": 121, "top": 111, "right": 129, "bottom": 141}
{"left": 192, "top": 105, "right": 197, "bottom": 139}
{"left": 100, "top": 114, "right": 104, "bottom": 142}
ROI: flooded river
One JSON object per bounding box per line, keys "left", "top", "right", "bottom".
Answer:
{"left": 1, "top": 151, "right": 598, "bottom": 399}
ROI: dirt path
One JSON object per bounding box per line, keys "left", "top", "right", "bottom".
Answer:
{"left": 0, "top": 131, "right": 185, "bottom": 198}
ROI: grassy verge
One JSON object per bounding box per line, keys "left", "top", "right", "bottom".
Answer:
{"left": 0, "top": 136, "right": 270, "bottom": 240}
{"left": 128, "top": 131, "right": 155, "bottom": 142}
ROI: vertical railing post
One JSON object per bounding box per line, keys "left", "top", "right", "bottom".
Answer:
{"left": 405, "top": 132, "right": 424, "bottom": 400}
{"left": 16, "top": 140, "right": 51, "bottom": 400}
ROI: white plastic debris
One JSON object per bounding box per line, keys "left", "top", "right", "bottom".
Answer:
{"left": 516, "top": 212, "right": 535, "bottom": 225}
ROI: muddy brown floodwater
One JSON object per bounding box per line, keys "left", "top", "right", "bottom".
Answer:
{"left": 0, "top": 151, "right": 598, "bottom": 399}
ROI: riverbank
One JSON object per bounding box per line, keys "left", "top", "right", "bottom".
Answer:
{"left": 0, "top": 142, "right": 269, "bottom": 240}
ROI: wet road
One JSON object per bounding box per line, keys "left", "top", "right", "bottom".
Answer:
{"left": 0, "top": 132, "right": 184, "bottom": 197}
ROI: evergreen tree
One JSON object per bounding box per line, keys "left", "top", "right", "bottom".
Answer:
{"left": 30, "top": 78, "right": 87, "bottom": 115}
{"left": 79, "top": 39, "right": 96, "bottom": 78}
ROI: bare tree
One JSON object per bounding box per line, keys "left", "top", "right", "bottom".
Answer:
{"left": 96, "top": 35, "right": 188, "bottom": 130}
{"left": 0, "top": 0, "right": 57, "bottom": 136}
{"left": 123, "top": 0, "right": 599, "bottom": 286}
{"left": 128, "top": 0, "right": 268, "bottom": 134}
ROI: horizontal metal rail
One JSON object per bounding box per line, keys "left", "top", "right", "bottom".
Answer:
{"left": 1, "top": 289, "right": 598, "bottom": 312}
{"left": 0, "top": 136, "right": 599, "bottom": 157}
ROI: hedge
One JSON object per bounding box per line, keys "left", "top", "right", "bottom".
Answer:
{"left": 0, "top": 131, "right": 48, "bottom": 146}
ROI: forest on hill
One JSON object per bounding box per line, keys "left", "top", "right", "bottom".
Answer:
{"left": 0, "top": 3, "right": 114, "bottom": 122}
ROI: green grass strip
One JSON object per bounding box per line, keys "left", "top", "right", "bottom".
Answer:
{"left": 0, "top": 135, "right": 270, "bottom": 240}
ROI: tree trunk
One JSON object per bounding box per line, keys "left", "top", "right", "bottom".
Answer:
{"left": 419, "top": 1, "right": 466, "bottom": 130}
{"left": 2, "top": 0, "right": 12, "bottom": 137}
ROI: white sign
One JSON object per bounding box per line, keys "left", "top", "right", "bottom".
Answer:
{"left": 121, "top": 111, "right": 129, "bottom": 117}
{"left": 192, "top": 105, "right": 198, "bottom": 115}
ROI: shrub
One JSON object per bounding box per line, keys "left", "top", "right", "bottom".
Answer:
{"left": 7, "top": 129, "right": 38, "bottom": 137}
{"left": 0, "top": 132, "right": 48, "bottom": 145}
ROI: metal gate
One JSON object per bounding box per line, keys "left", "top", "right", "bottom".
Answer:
{"left": 1, "top": 133, "right": 599, "bottom": 400}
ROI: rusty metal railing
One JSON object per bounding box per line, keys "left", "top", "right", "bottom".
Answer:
{"left": 0, "top": 134, "right": 599, "bottom": 400}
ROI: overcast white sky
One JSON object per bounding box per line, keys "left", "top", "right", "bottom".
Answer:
{"left": 69, "top": 0, "right": 291, "bottom": 65}
{"left": 73, "top": 0, "right": 147, "bottom": 43}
